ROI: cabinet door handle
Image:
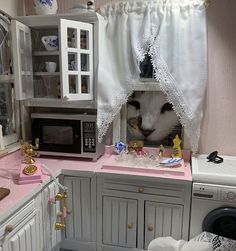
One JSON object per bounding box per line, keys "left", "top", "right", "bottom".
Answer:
{"left": 138, "top": 187, "right": 144, "bottom": 193}
{"left": 127, "top": 223, "right": 133, "bottom": 229}
{"left": 148, "top": 225, "right": 153, "bottom": 231}
{"left": 5, "top": 225, "right": 14, "bottom": 233}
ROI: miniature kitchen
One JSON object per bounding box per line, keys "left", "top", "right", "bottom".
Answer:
{"left": 1, "top": 1, "right": 236, "bottom": 251}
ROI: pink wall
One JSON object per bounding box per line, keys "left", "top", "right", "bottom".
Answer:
{"left": 21, "top": 0, "right": 236, "bottom": 155}
{"left": 199, "top": 0, "right": 236, "bottom": 155}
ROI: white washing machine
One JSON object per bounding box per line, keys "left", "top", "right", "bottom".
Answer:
{"left": 190, "top": 155, "right": 236, "bottom": 240}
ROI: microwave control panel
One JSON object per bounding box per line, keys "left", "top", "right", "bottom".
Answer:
{"left": 83, "top": 121, "right": 96, "bottom": 152}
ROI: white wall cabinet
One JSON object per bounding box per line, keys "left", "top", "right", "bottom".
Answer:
{"left": 97, "top": 177, "right": 191, "bottom": 251}
{"left": 60, "top": 175, "right": 97, "bottom": 251}
{"left": 11, "top": 13, "right": 100, "bottom": 107}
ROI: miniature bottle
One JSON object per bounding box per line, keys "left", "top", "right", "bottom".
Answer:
{"left": 172, "top": 135, "right": 182, "bottom": 158}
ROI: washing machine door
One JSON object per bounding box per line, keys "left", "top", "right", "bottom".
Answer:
{"left": 202, "top": 207, "right": 236, "bottom": 240}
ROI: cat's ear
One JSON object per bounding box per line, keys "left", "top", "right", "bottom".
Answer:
{"left": 127, "top": 101, "right": 140, "bottom": 110}
{"left": 161, "top": 103, "right": 173, "bottom": 114}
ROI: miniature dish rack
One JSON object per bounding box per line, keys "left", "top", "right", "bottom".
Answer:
{"left": 101, "top": 147, "right": 189, "bottom": 176}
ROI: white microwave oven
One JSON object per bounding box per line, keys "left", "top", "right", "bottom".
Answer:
{"left": 31, "top": 113, "right": 104, "bottom": 160}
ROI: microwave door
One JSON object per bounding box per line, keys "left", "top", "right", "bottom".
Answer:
{"left": 32, "top": 119, "right": 81, "bottom": 154}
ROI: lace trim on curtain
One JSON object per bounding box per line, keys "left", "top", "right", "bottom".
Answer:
{"left": 98, "top": 72, "right": 142, "bottom": 143}
{"left": 136, "top": 29, "right": 200, "bottom": 152}
{"left": 97, "top": 87, "right": 134, "bottom": 143}
{"left": 150, "top": 36, "right": 200, "bottom": 152}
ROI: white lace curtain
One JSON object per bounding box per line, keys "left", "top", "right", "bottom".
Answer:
{"left": 97, "top": 0, "right": 207, "bottom": 152}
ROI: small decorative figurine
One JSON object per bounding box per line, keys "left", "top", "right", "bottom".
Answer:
{"left": 172, "top": 135, "right": 182, "bottom": 158}
{"left": 128, "top": 140, "right": 144, "bottom": 152}
{"left": 114, "top": 141, "right": 127, "bottom": 155}
{"left": 158, "top": 144, "right": 165, "bottom": 160}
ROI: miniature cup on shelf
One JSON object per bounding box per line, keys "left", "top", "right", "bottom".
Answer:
{"left": 41, "top": 36, "right": 59, "bottom": 51}
{"left": 45, "top": 62, "right": 57, "bottom": 72}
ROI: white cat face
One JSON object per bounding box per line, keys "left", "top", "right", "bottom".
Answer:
{"left": 127, "top": 91, "right": 180, "bottom": 143}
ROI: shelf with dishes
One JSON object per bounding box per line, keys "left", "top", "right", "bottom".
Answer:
{"left": 33, "top": 51, "right": 60, "bottom": 56}
{"left": 34, "top": 72, "right": 60, "bottom": 76}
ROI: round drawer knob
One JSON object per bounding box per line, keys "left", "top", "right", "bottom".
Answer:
{"left": 57, "top": 211, "right": 63, "bottom": 217}
{"left": 127, "top": 223, "right": 133, "bottom": 229}
{"left": 55, "top": 222, "right": 66, "bottom": 230}
{"left": 66, "top": 208, "right": 72, "bottom": 214}
{"left": 227, "top": 192, "right": 236, "bottom": 200}
{"left": 138, "top": 187, "right": 144, "bottom": 193}
{"left": 5, "top": 225, "right": 14, "bottom": 233}
{"left": 148, "top": 225, "right": 153, "bottom": 231}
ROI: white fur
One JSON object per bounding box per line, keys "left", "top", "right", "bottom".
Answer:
{"left": 127, "top": 91, "right": 179, "bottom": 142}
{"left": 148, "top": 236, "right": 212, "bottom": 251}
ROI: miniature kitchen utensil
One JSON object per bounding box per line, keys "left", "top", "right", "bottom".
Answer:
{"left": 41, "top": 35, "right": 59, "bottom": 51}
{"left": 18, "top": 139, "right": 42, "bottom": 184}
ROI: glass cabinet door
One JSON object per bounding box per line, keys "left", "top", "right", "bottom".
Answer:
{"left": 11, "top": 20, "right": 33, "bottom": 100}
{"left": 59, "top": 19, "right": 93, "bottom": 101}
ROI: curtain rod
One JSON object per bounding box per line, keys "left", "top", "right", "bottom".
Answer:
{"left": 99, "top": 0, "right": 212, "bottom": 8}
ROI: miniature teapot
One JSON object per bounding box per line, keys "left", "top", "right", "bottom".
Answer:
{"left": 34, "top": 0, "right": 58, "bottom": 15}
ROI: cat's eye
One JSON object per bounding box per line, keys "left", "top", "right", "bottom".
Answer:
{"left": 161, "top": 102, "right": 173, "bottom": 114}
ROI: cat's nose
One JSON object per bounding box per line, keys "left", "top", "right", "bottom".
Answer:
{"left": 140, "top": 128, "right": 154, "bottom": 137}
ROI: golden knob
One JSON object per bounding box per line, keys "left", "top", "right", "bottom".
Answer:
{"left": 66, "top": 208, "right": 72, "bottom": 214}
{"left": 127, "top": 223, "right": 133, "bottom": 229}
{"left": 5, "top": 225, "right": 14, "bottom": 233}
{"left": 148, "top": 225, "right": 153, "bottom": 231}
{"left": 55, "top": 193, "right": 67, "bottom": 201}
{"left": 138, "top": 187, "right": 144, "bottom": 193}
{"left": 55, "top": 222, "right": 66, "bottom": 230}
{"left": 57, "top": 211, "right": 63, "bottom": 217}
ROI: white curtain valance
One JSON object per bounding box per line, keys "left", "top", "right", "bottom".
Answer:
{"left": 97, "top": 0, "right": 207, "bottom": 152}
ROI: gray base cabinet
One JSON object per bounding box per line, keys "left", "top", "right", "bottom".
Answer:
{"left": 60, "top": 175, "right": 97, "bottom": 251}
{"left": 144, "top": 201, "right": 183, "bottom": 249}
{"left": 0, "top": 174, "right": 191, "bottom": 251}
{"left": 41, "top": 181, "right": 61, "bottom": 251}
{"left": 97, "top": 177, "right": 191, "bottom": 251}
{"left": 0, "top": 199, "right": 42, "bottom": 251}
{"left": 102, "top": 196, "right": 138, "bottom": 248}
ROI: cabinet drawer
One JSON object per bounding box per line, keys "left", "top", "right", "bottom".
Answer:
{"left": 102, "top": 178, "right": 185, "bottom": 199}
{"left": 0, "top": 199, "right": 35, "bottom": 239}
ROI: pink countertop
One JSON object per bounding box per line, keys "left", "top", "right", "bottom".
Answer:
{"left": 0, "top": 148, "right": 192, "bottom": 222}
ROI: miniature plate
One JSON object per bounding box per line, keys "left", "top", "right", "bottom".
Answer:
{"left": 160, "top": 158, "right": 183, "bottom": 167}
